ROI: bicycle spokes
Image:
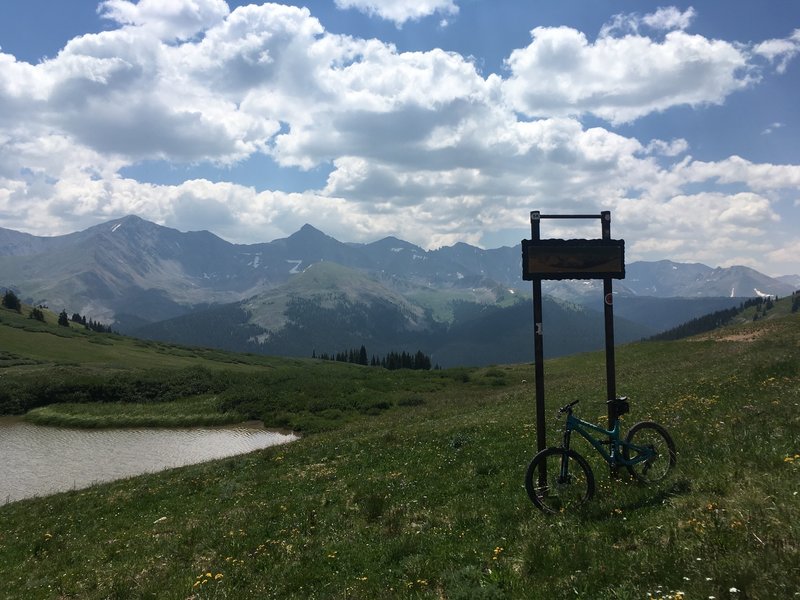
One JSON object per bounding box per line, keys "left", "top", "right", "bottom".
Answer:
{"left": 641, "top": 444, "right": 658, "bottom": 475}
{"left": 525, "top": 448, "right": 595, "bottom": 514}
{"left": 624, "top": 422, "right": 676, "bottom": 484}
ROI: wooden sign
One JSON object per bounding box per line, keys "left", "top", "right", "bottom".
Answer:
{"left": 522, "top": 238, "right": 625, "bottom": 280}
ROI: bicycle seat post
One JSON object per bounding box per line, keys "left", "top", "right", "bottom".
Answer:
{"left": 606, "top": 397, "right": 629, "bottom": 478}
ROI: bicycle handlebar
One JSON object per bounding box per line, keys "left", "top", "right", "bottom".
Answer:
{"left": 559, "top": 399, "right": 580, "bottom": 414}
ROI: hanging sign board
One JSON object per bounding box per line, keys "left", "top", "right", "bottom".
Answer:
{"left": 522, "top": 238, "right": 625, "bottom": 280}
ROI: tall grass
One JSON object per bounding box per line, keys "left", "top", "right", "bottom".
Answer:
{"left": 0, "top": 305, "right": 797, "bottom": 598}
{"left": 23, "top": 395, "right": 245, "bottom": 428}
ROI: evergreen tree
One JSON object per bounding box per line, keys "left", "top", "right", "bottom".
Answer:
{"left": 57, "top": 310, "right": 70, "bottom": 327}
{"left": 29, "top": 307, "right": 45, "bottom": 322}
{"left": 325, "top": 346, "right": 433, "bottom": 371}
{"left": 85, "top": 319, "right": 113, "bottom": 334}
{"left": 2, "top": 290, "right": 21, "bottom": 312}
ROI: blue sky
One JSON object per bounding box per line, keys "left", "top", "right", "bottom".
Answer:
{"left": 0, "top": 0, "right": 798, "bottom": 276}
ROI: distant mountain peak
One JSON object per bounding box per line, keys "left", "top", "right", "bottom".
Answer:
{"left": 451, "top": 241, "right": 479, "bottom": 250}
{"left": 368, "top": 236, "right": 424, "bottom": 252}
{"left": 109, "top": 214, "right": 146, "bottom": 227}
{"left": 294, "top": 223, "right": 326, "bottom": 237}
{"left": 109, "top": 215, "right": 142, "bottom": 232}
{"left": 1, "top": 216, "right": 795, "bottom": 346}
{"left": 91, "top": 214, "right": 157, "bottom": 237}
{"left": 279, "top": 223, "right": 335, "bottom": 245}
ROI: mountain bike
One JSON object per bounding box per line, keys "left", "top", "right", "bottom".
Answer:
{"left": 525, "top": 397, "right": 676, "bottom": 514}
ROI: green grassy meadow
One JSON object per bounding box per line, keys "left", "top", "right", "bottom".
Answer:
{"left": 0, "top": 301, "right": 798, "bottom": 598}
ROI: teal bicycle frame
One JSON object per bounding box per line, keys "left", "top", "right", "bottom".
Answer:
{"left": 562, "top": 410, "right": 654, "bottom": 470}
{"left": 528, "top": 398, "right": 677, "bottom": 513}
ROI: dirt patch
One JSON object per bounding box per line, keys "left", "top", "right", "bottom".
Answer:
{"left": 694, "top": 328, "right": 767, "bottom": 343}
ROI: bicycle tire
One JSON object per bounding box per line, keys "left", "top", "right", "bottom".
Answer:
{"left": 525, "top": 448, "right": 595, "bottom": 514}
{"left": 623, "top": 421, "right": 676, "bottom": 483}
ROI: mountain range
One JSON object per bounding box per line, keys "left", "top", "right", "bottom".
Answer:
{"left": 1, "top": 215, "right": 796, "bottom": 366}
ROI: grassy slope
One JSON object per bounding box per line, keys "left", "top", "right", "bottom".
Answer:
{"left": 1, "top": 303, "right": 463, "bottom": 431}
{"left": 0, "top": 303, "right": 283, "bottom": 372}
{"left": 0, "top": 303, "right": 798, "bottom": 598}
{"left": 0, "top": 303, "right": 496, "bottom": 438}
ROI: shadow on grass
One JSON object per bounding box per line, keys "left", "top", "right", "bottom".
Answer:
{"left": 579, "top": 478, "right": 692, "bottom": 522}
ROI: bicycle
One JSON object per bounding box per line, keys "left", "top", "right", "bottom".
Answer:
{"left": 525, "top": 397, "right": 676, "bottom": 514}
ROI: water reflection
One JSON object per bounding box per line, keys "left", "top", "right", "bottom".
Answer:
{"left": 0, "top": 417, "right": 297, "bottom": 505}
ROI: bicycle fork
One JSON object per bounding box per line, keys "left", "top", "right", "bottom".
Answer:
{"left": 558, "top": 426, "right": 573, "bottom": 483}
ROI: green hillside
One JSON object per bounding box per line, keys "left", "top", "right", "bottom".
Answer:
{"left": 0, "top": 302, "right": 273, "bottom": 373}
{"left": 0, "top": 300, "right": 798, "bottom": 598}
{"left": 130, "top": 261, "right": 653, "bottom": 367}
{"left": 0, "top": 302, "right": 435, "bottom": 431}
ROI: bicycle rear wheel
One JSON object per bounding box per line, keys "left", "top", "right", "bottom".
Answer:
{"left": 623, "top": 421, "right": 676, "bottom": 483}
{"left": 525, "top": 448, "right": 595, "bottom": 514}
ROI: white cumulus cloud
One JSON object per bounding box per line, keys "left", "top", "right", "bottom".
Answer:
{"left": 754, "top": 28, "right": 800, "bottom": 73}
{"left": 99, "top": 0, "right": 230, "bottom": 40}
{"left": 600, "top": 6, "right": 696, "bottom": 38}
{"left": 0, "top": 2, "right": 799, "bottom": 276}
{"left": 642, "top": 6, "right": 697, "bottom": 31}
{"left": 334, "top": 0, "right": 458, "bottom": 27}
{"left": 645, "top": 138, "right": 689, "bottom": 157}
{"left": 503, "top": 26, "right": 752, "bottom": 124}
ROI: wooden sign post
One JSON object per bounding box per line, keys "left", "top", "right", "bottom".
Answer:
{"left": 522, "top": 211, "right": 626, "bottom": 480}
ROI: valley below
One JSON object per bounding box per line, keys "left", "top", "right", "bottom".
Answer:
{"left": 2, "top": 216, "right": 795, "bottom": 367}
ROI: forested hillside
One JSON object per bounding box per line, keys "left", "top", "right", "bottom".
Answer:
{"left": 649, "top": 294, "right": 799, "bottom": 341}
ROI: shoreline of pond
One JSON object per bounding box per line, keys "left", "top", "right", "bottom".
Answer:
{"left": 0, "top": 418, "right": 298, "bottom": 505}
{"left": 1, "top": 413, "right": 298, "bottom": 437}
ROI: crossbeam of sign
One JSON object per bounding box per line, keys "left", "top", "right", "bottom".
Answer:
{"left": 521, "top": 238, "right": 625, "bottom": 281}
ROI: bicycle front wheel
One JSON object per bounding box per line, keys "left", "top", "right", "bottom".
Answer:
{"left": 623, "top": 421, "right": 676, "bottom": 483}
{"left": 525, "top": 448, "right": 595, "bottom": 514}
